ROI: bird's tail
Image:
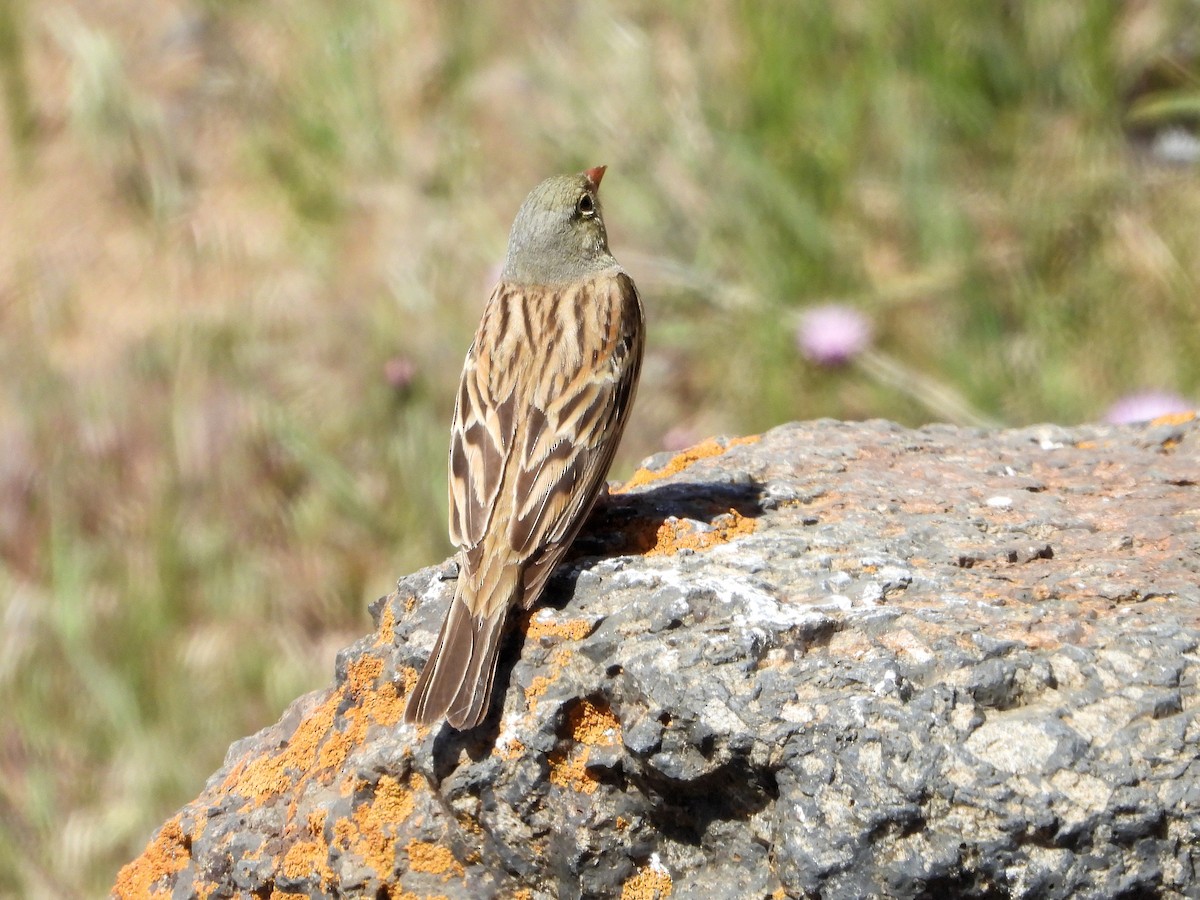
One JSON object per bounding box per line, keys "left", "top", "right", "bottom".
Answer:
{"left": 403, "top": 571, "right": 517, "bottom": 730}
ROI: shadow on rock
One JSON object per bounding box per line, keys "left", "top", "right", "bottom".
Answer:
{"left": 570, "top": 476, "right": 770, "bottom": 562}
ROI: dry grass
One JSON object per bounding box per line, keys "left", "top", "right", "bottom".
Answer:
{"left": 1, "top": 1, "right": 1198, "bottom": 895}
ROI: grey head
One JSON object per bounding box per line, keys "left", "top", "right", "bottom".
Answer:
{"left": 499, "top": 166, "right": 619, "bottom": 285}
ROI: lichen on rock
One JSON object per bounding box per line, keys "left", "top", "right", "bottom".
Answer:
{"left": 114, "top": 416, "right": 1200, "bottom": 899}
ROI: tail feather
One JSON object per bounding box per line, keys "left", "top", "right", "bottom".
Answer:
{"left": 404, "top": 580, "right": 513, "bottom": 730}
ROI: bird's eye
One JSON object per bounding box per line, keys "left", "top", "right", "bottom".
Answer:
{"left": 576, "top": 193, "right": 596, "bottom": 217}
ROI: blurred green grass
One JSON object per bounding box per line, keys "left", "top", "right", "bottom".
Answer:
{"left": 1, "top": 1, "right": 1198, "bottom": 895}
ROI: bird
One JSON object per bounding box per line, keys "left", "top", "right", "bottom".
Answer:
{"left": 403, "top": 166, "right": 645, "bottom": 730}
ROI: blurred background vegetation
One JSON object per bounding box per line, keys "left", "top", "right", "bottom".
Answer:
{"left": 1, "top": 0, "right": 1198, "bottom": 894}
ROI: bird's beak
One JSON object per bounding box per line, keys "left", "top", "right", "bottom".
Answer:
{"left": 584, "top": 165, "right": 607, "bottom": 189}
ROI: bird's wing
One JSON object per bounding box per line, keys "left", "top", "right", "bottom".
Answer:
{"left": 447, "top": 285, "right": 521, "bottom": 555}
{"left": 511, "top": 272, "right": 644, "bottom": 604}
{"left": 447, "top": 274, "right": 643, "bottom": 616}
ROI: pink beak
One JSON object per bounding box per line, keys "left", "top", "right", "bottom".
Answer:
{"left": 584, "top": 165, "right": 607, "bottom": 188}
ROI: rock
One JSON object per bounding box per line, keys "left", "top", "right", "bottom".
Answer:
{"left": 112, "top": 418, "right": 1200, "bottom": 899}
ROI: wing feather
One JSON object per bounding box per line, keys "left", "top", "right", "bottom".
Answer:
{"left": 449, "top": 272, "right": 642, "bottom": 608}
{"left": 512, "top": 272, "right": 644, "bottom": 602}
{"left": 448, "top": 288, "right": 519, "bottom": 550}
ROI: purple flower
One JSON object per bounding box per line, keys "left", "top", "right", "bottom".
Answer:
{"left": 384, "top": 357, "right": 417, "bottom": 392}
{"left": 1104, "top": 390, "right": 1193, "bottom": 424}
{"left": 796, "top": 305, "right": 873, "bottom": 367}
{"left": 662, "top": 426, "right": 703, "bottom": 452}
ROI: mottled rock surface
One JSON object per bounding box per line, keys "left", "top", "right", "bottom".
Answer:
{"left": 114, "top": 416, "right": 1200, "bottom": 899}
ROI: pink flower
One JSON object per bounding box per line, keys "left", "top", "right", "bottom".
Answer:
{"left": 1104, "top": 390, "right": 1193, "bottom": 424}
{"left": 796, "top": 305, "right": 873, "bottom": 367}
{"left": 384, "top": 357, "right": 417, "bottom": 392}
{"left": 662, "top": 426, "right": 703, "bottom": 452}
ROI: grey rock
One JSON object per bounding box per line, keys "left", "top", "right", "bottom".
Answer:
{"left": 114, "top": 417, "right": 1200, "bottom": 899}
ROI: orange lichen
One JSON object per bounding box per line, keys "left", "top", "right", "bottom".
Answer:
{"left": 398, "top": 665, "right": 419, "bottom": 700}
{"left": 346, "top": 654, "right": 385, "bottom": 698}
{"left": 457, "top": 817, "right": 485, "bottom": 839}
{"left": 280, "top": 839, "right": 334, "bottom": 887}
{"left": 353, "top": 800, "right": 397, "bottom": 881}
{"left": 320, "top": 659, "right": 409, "bottom": 770}
{"left": 307, "top": 808, "right": 327, "bottom": 837}
{"left": 493, "top": 737, "right": 526, "bottom": 761}
{"left": 547, "top": 745, "right": 599, "bottom": 795}
{"left": 643, "top": 508, "right": 757, "bottom": 556}
{"left": 332, "top": 816, "right": 355, "bottom": 847}
{"left": 317, "top": 689, "right": 382, "bottom": 772}
{"left": 1151, "top": 411, "right": 1195, "bottom": 426}
{"left": 113, "top": 614, "right": 445, "bottom": 896}
{"left": 525, "top": 675, "right": 553, "bottom": 706}
{"left": 111, "top": 815, "right": 191, "bottom": 900}
{"left": 524, "top": 612, "right": 593, "bottom": 641}
{"left": 213, "top": 646, "right": 417, "bottom": 824}
{"left": 222, "top": 689, "right": 341, "bottom": 804}
{"left": 523, "top": 647, "right": 574, "bottom": 713}
{"left": 374, "top": 602, "right": 398, "bottom": 647}
{"left": 325, "top": 773, "right": 425, "bottom": 883}
{"left": 315, "top": 721, "right": 354, "bottom": 773}
{"left": 368, "top": 679, "right": 407, "bottom": 728}
{"left": 547, "top": 698, "right": 622, "bottom": 794}
{"left": 621, "top": 861, "right": 673, "bottom": 899}
{"left": 565, "top": 697, "right": 622, "bottom": 746}
{"left": 617, "top": 435, "right": 761, "bottom": 492}
{"left": 372, "top": 773, "right": 417, "bottom": 825}
{"left": 405, "top": 841, "right": 466, "bottom": 879}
